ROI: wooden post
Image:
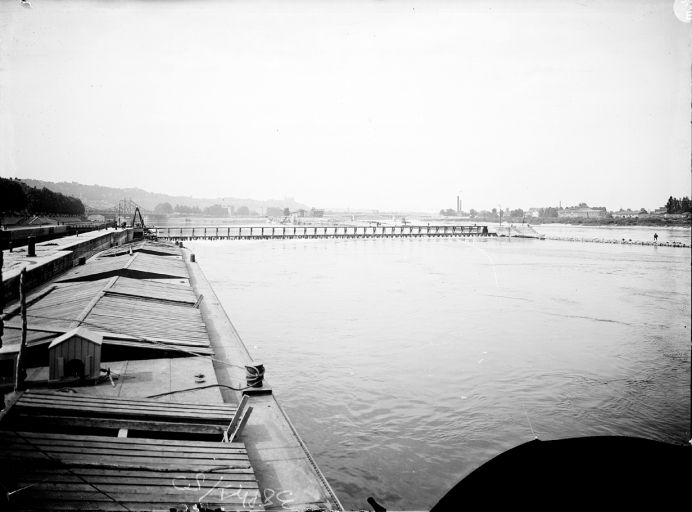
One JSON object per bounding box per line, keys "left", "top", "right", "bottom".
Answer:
{"left": 0, "top": 245, "right": 3, "bottom": 348}
{"left": 15, "top": 269, "right": 28, "bottom": 391}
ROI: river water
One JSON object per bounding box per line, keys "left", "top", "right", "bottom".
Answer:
{"left": 188, "top": 225, "right": 690, "bottom": 510}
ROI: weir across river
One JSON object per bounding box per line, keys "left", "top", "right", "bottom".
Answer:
{"left": 153, "top": 224, "right": 492, "bottom": 241}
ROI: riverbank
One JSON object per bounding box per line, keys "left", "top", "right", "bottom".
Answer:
{"left": 464, "top": 217, "right": 691, "bottom": 227}
{"left": 545, "top": 235, "right": 689, "bottom": 248}
{"left": 529, "top": 223, "right": 690, "bottom": 247}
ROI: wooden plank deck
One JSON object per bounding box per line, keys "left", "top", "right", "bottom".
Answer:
{"left": 127, "top": 253, "right": 189, "bottom": 279}
{"left": 58, "top": 254, "right": 133, "bottom": 282}
{"left": 57, "top": 252, "right": 189, "bottom": 283}
{"left": 16, "top": 390, "right": 237, "bottom": 421}
{"left": 2, "top": 258, "right": 209, "bottom": 355}
{"left": 0, "top": 431, "right": 263, "bottom": 511}
{"left": 98, "top": 241, "right": 183, "bottom": 258}
{"left": 87, "top": 294, "right": 209, "bottom": 345}
{"left": 0, "top": 391, "right": 263, "bottom": 510}
{"left": 4, "top": 391, "right": 238, "bottom": 438}
{"left": 107, "top": 277, "right": 197, "bottom": 304}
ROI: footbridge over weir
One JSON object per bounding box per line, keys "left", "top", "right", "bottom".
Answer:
{"left": 154, "top": 224, "right": 493, "bottom": 241}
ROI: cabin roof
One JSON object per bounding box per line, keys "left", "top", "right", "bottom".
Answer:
{"left": 48, "top": 326, "right": 103, "bottom": 349}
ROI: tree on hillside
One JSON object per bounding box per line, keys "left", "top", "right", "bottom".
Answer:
{"left": 174, "top": 204, "right": 201, "bottom": 214}
{"left": 154, "top": 202, "right": 173, "bottom": 214}
{"left": 236, "top": 206, "right": 250, "bottom": 216}
{"left": 203, "top": 204, "right": 228, "bottom": 217}
{"left": 539, "top": 207, "right": 559, "bottom": 218}
{"left": 266, "top": 207, "right": 284, "bottom": 217}
{"left": 0, "top": 177, "right": 28, "bottom": 213}
{"left": 24, "top": 185, "right": 84, "bottom": 215}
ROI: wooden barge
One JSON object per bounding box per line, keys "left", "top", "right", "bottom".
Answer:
{"left": 0, "top": 236, "right": 342, "bottom": 511}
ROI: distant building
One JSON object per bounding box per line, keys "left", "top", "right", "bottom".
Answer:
{"left": 611, "top": 209, "right": 639, "bottom": 219}
{"left": 558, "top": 207, "right": 608, "bottom": 219}
{"left": 527, "top": 208, "right": 541, "bottom": 218}
{"left": 663, "top": 213, "right": 690, "bottom": 220}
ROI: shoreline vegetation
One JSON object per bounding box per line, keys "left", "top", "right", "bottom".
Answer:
{"left": 2, "top": 176, "right": 690, "bottom": 229}
{"left": 544, "top": 235, "right": 689, "bottom": 248}
{"left": 495, "top": 217, "right": 692, "bottom": 227}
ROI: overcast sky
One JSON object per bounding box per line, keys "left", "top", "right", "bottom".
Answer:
{"left": 0, "top": 0, "right": 689, "bottom": 212}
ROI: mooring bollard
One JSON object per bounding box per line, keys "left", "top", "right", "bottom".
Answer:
{"left": 27, "top": 236, "right": 36, "bottom": 257}
{"left": 190, "top": 253, "right": 195, "bottom": 263}
{"left": 245, "top": 362, "right": 265, "bottom": 388}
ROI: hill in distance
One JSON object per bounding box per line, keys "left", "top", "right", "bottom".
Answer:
{"left": 20, "top": 179, "right": 310, "bottom": 213}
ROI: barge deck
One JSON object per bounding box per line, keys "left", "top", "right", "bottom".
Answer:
{"left": 0, "top": 238, "right": 342, "bottom": 511}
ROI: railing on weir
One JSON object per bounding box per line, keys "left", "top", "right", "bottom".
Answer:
{"left": 152, "top": 225, "right": 493, "bottom": 240}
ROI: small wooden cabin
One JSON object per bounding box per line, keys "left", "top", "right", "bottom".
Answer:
{"left": 49, "top": 327, "right": 102, "bottom": 381}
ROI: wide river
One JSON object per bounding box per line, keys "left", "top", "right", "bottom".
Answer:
{"left": 189, "top": 225, "right": 690, "bottom": 510}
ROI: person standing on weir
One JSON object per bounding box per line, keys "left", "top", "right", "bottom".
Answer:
{"left": 654, "top": 233, "right": 658, "bottom": 243}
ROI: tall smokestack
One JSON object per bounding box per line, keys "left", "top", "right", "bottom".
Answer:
{"left": 456, "top": 195, "right": 460, "bottom": 213}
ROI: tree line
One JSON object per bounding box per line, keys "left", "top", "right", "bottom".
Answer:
{"left": 666, "top": 196, "right": 691, "bottom": 214}
{"left": 1, "top": 177, "right": 85, "bottom": 216}
{"left": 154, "top": 202, "right": 231, "bottom": 217}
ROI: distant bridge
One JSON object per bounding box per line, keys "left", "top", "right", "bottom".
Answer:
{"left": 154, "top": 224, "right": 492, "bottom": 241}
{"left": 85, "top": 199, "right": 147, "bottom": 222}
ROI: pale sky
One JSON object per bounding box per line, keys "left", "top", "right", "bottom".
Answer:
{"left": 0, "top": 0, "right": 690, "bottom": 212}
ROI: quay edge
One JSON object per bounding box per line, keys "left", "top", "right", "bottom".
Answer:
{"left": 1, "top": 227, "right": 134, "bottom": 304}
